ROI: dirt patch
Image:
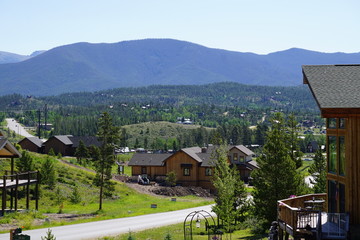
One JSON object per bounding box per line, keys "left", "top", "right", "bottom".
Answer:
{"left": 126, "top": 182, "right": 213, "bottom": 198}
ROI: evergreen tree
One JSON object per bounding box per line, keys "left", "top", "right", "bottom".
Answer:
{"left": 16, "top": 150, "right": 34, "bottom": 172}
{"left": 41, "top": 157, "right": 57, "bottom": 189}
{"left": 134, "top": 138, "right": 140, "bottom": 149}
{"left": 242, "top": 125, "right": 252, "bottom": 146}
{"left": 211, "top": 144, "right": 247, "bottom": 235}
{"left": 143, "top": 137, "right": 148, "bottom": 149}
{"left": 255, "top": 123, "right": 267, "bottom": 146}
{"left": 94, "top": 112, "right": 119, "bottom": 210}
{"left": 74, "top": 140, "right": 89, "bottom": 165}
{"left": 41, "top": 229, "right": 56, "bottom": 240}
{"left": 70, "top": 184, "right": 82, "bottom": 204}
{"left": 308, "top": 148, "right": 326, "bottom": 193}
{"left": 287, "top": 114, "right": 303, "bottom": 169}
{"left": 252, "top": 113, "right": 304, "bottom": 227}
{"left": 48, "top": 148, "right": 56, "bottom": 156}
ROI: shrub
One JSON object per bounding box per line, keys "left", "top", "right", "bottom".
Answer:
{"left": 41, "top": 228, "right": 56, "bottom": 240}
{"left": 165, "top": 171, "right": 177, "bottom": 187}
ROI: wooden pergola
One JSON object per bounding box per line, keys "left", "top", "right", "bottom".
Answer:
{"left": 0, "top": 137, "right": 40, "bottom": 215}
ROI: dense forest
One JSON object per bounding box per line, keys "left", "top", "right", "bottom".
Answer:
{"left": 0, "top": 82, "right": 322, "bottom": 149}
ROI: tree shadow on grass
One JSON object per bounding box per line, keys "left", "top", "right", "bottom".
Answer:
{"left": 235, "top": 234, "right": 267, "bottom": 239}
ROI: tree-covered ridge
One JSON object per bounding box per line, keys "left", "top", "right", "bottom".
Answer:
{"left": 1, "top": 82, "right": 322, "bottom": 149}
{"left": 33, "top": 82, "right": 317, "bottom": 111}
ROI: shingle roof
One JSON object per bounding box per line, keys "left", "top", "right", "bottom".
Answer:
{"left": 303, "top": 65, "right": 360, "bottom": 109}
{"left": 181, "top": 147, "right": 203, "bottom": 162}
{"left": 53, "top": 135, "right": 73, "bottom": 145}
{"left": 21, "top": 137, "right": 43, "bottom": 148}
{"left": 128, "top": 153, "right": 172, "bottom": 166}
{"left": 69, "top": 136, "right": 101, "bottom": 147}
{"left": 230, "top": 145, "right": 254, "bottom": 156}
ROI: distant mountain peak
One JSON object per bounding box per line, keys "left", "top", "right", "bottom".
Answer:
{"left": 1, "top": 39, "right": 360, "bottom": 96}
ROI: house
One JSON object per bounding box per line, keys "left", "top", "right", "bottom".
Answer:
{"left": 278, "top": 65, "right": 360, "bottom": 240}
{"left": 306, "top": 140, "right": 319, "bottom": 153}
{"left": 228, "top": 145, "right": 257, "bottom": 183}
{"left": 43, "top": 135, "right": 101, "bottom": 156}
{"left": 128, "top": 145, "right": 257, "bottom": 190}
{"left": 128, "top": 153, "right": 171, "bottom": 180}
{"left": 18, "top": 137, "right": 44, "bottom": 153}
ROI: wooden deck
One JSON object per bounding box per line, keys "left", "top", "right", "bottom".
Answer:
{"left": 0, "top": 171, "right": 40, "bottom": 215}
{"left": 0, "top": 179, "right": 38, "bottom": 188}
{"left": 278, "top": 194, "right": 349, "bottom": 240}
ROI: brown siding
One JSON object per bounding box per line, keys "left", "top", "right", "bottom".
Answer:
{"left": 131, "top": 166, "right": 166, "bottom": 180}
{"left": 19, "top": 139, "right": 40, "bottom": 153}
{"left": 165, "top": 151, "right": 199, "bottom": 186}
{"left": 346, "top": 117, "right": 360, "bottom": 224}
{"left": 44, "top": 138, "right": 71, "bottom": 156}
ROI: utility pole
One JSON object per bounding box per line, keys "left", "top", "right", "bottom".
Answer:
{"left": 37, "top": 109, "right": 41, "bottom": 138}
{"left": 44, "top": 104, "right": 48, "bottom": 131}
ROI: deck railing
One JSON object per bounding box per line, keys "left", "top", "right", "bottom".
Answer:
{"left": 277, "top": 193, "right": 326, "bottom": 237}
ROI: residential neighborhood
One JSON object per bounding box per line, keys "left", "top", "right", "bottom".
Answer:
{"left": 129, "top": 145, "right": 257, "bottom": 190}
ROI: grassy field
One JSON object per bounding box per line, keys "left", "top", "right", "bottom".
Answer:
{"left": 97, "top": 221, "right": 267, "bottom": 240}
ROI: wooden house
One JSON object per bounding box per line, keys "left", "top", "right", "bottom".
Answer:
{"left": 43, "top": 135, "right": 100, "bottom": 156}
{"left": 18, "top": 137, "right": 44, "bottom": 153}
{"left": 129, "top": 145, "right": 257, "bottom": 190}
{"left": 277, "top": 65, "right": 360, "bottom": 240}
{"left": 128, "top": 153, "right": 170, "bottom": 180}
{"left": 43, "top": 135, "right": 74, "bottom": 156}
{"left": 228, "top": 145, "right": 257, "bottom": 183}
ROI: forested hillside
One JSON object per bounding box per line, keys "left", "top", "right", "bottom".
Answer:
{"left": 1, "top": 82, "right": 321, "bottom": 149}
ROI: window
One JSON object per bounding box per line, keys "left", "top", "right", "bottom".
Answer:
{"left": 205, "top": 168, "right": 212, "bottom": 176}
{"left": 328, "top": 136, "right": 337, "bottom": 173}
{"left": 327, "top": 118, "right": 337, "bottom": 129}
{"left": 183, "top": 168, "right": 190, "bottom": 176}
{"left": 339, "top": 183, "right": 346, "bottom": 213}
{"left": 328, "top": 180, "right": 337, "bottom": 213}
{"left": 141, "top": 167, "right": 147, "bottom": 174}
{"left": 339, "top": 118, "right": 346, "bottom": 129}
{"left": 339, "top": 136, "right": 345, "bottom": 176}
{"left": 233, "top": 153, "right": 238, "bottom": 161}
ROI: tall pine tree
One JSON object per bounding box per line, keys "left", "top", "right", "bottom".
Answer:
{"left": 94, "top": 112, "right": 120, "bottom": 210}
{"left": 308, "top": 148, "right": 326, "bottom": 193}
{"left": 211, "top": 144, "right": 247, "bottom": 236}
{"left": 252, "top": 112, "right": 304, "bottom": 226}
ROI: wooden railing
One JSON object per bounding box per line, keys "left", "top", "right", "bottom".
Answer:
{"left": 277, "top": 193, "right": 326, "bottom": 235}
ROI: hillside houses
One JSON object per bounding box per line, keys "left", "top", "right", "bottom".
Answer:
{"left": 18, "top": 135, "right": 101, "bottom": 156}
{"left": 128, "top": 145, "right": 257, "bottom": 190}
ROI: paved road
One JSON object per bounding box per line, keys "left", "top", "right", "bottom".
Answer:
{"left": 5, "top": 118, "right": 33, "bottom": 138}
{"left": 0, "top": 205, "right": 214, "bottom": 240}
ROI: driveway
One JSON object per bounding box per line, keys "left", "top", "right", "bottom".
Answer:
{"left": 0, "top": 205, "right": 214, "bottom": 240}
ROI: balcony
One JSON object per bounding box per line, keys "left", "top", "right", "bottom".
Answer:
{"left": 278, "top": 193, "right": 349, "bottom": 240}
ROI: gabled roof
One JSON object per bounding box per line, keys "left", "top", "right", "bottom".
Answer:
{"left": 128, "top": 153, "right": 172, "bottom": 166}
{"left": 229, "top": 145, "right": 254, "bottom": 156}
{"left": 19, "top": 137, "right": 43, "bottom": 148}
{"left": 181, "top": 147, "right": 203, "bottom": 162}
{"left": 52, "top": 135, "right": 73, "bottom": 145}
{"left": 0, "top": 137, "right": 21, "bottom": 158}
{"left": 303, "top": 64, "right": 360, "bottom": 117}
{"left": 69, "top": 136, "right": 101, "bottom": 147}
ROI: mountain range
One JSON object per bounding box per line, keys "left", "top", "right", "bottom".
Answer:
{"left": 0, "top": 39, "right": 360, "bottom": 96}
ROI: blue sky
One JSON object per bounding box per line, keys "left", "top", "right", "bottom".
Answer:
{"left": 1, "top": 0, "right": 360, "bottom": 55}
